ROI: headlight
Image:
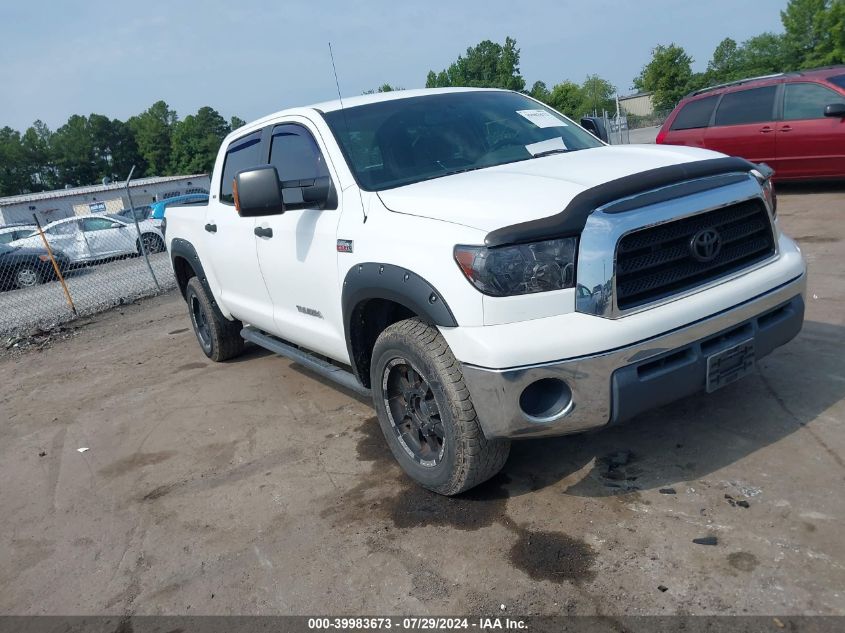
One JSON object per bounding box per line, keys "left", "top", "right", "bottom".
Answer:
{"left": 752, "top": 164, "right": 777, "bottom": 218}
{"left": 454, "top": 238, "right": 577, "bottom": 297}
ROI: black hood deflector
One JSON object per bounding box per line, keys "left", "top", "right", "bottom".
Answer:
{"left": 484, "top": 156, "right": 760, "bottom": 248}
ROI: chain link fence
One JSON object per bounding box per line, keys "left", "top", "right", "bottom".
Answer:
{"left": 0, "top": 206, "right": 176, "bottom": 341}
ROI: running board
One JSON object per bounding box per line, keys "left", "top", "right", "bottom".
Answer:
{"left": 240, "top": 326, "right": 371, "bottom": 398}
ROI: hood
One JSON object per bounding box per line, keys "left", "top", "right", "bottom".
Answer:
{"left": 377, "top": 144, "right": 725, "bottom": 232}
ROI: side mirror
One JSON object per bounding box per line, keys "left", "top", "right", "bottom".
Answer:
{"left": 580, "top": 116, "right": 609, "bottom": 142}
{"left": 824, "top": 103, "right": 845, "bottom": 118}
{"left": 234, "top": 166, "right": 285, "bottom": 217}
{"left": 294, "top": 176, "right": 337, "bottom": 210}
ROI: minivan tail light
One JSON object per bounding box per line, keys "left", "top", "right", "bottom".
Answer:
{"left": 655, "top": 125, "right": 668, "bottom": 144}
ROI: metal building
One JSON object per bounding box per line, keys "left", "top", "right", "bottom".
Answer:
{"left": 618, "top": 92, "right": 655, "bottom": 117}
{"left": 0, "top": 174, "right": 210, "bottom": 226}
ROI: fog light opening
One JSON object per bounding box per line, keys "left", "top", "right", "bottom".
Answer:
{"left": 519, "top": 378, "right": 573, "bottom": 424}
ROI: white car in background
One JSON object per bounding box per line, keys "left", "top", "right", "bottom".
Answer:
{"left": 0, "top": 224, "right": 38, "bottom": 245}
{"left": 9, "top": 214, "right": 165, "bottom": 265}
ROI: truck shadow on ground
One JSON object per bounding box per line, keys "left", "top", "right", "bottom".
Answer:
{"left": 320, "top": 321, "right": 843, "bottom": 586}
{"left": 498, "top": 319, "right": 845, "bottom": 499}
{"left": 294, "top": 318, "right": 843, "bottom": 504}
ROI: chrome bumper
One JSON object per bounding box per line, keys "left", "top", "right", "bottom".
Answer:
{"left": 461, "top": 273, "right": 806, "bottom": 439}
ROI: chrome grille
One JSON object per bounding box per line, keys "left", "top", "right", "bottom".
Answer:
{"left": 615, "top": 199, "right": 775, "bottom": 310}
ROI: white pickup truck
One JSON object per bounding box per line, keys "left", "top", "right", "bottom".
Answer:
{"left": 164, "top": 88, "right": 806, "bottom": 495}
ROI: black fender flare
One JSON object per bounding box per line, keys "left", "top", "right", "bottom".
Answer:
{"left": 341, "top": 262, "right": 458, "bottom": 383}
{"left": 169, "top": 238, "right": 215, "bottom": 305}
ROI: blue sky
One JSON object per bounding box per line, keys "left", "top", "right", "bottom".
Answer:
{"left": 0, "top": 0, "right": 788, "bottom": 131}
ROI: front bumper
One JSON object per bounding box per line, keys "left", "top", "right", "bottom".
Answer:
{"left": 461, "top": 273, "right": 806, "bottom": 439}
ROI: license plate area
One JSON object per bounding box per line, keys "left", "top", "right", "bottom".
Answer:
{"left": 706, "top": 339, "right": 755, "bottom": 393}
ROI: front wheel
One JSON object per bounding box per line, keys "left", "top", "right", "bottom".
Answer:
{"left": 15, "top": 265, "right": 43, "bottom": 289}
{"left": 371, "top": 318, "right": 510, "bottom": 496}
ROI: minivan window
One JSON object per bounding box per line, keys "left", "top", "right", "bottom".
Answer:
{"left": 670, "top": 95, "right": 719, "bottom": 130}
{"left": 219, "top": 131, "right": 262, "bottom": 204}
{"left": 714, "top": 86, "right": 777, "bottom": 126}
{"left": 828, "top": 74, "right": 845, "bottom": 90}
{"left": 784, "top": 82, "right": 845, "bottom": 120}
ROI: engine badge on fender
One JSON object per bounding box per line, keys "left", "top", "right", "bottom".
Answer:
{"left": 337, "top": 239, "right": 354, "bottom": 253}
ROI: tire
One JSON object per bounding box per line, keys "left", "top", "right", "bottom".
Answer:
{"left": 371, "top": 318, "right": 510, "bottom": 496}
{"left": 185, "top": 276, "right": 245, "bottom": 362}
{"left": 15, "top": 265, "right": 43, "bottom": 289}
{"left": 138, "top": 233, "right": 165, "bottom": 255}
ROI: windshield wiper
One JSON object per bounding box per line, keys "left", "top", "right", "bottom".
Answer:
{"left": 530, "top": 148, "right": 571, "bottom": 159}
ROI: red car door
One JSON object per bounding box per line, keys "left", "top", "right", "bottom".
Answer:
{"left": 703, "top": 85, "right": 778, "bottom": 164}
{"left": 775, "top": 81, "right": 845, "bottom": 179}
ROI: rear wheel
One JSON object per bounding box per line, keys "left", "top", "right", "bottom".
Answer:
{"left": 138, "top": 233, "right": 165, "bottom": 254}
{"left": 185, "top": 276, "right": 245, "bottom": 361}
{"left": 371, "top": 318, "right": 510, "bottom": 496}
{"left": 15, "top": 265, "right": 42, "bottom": 289}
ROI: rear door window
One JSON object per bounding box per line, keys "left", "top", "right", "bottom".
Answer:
{"left": 670, "top": 95, "right": 718, "bottom": 130}
{"left": 783, "top": 82, "right": 845, "bottom": 120}
{"left": 714, "top": 86, "right": 777, "bottom": 126}
{"left": 828, "top": 74, "right": 845, "bottom": 90}
{"left": 82, "top": 218, "right": 122, "bottom": 232}
{"left": 47, "top": 222, "right": 79, "bottom": 236}
{"left": 219, "top": 131, "right": 263, "bottom": 204}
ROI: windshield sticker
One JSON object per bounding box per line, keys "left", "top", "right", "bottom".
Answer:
{"left": 525, "top": 137, "right": 567, "bottom": 156}
{"left": 516, "top": 109, "right": 567, "bottom": 128}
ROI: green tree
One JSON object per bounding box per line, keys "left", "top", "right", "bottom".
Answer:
{"left": 581, "top": 74, "right": 616, "bottom": 116}
{"left": 634, "top": 43, "right": 694, "bottom": 111}
{"left": 735, "top": 32, "right": 790, "bottom": 76}
{"left": 0, "top": 127, "right": 28, "bottom": 196}
{"left": 707, "top": 38, "right": 742, "bottom": 83}
{"left": 781, "top": 0, "right": 829, "bottom": 67}
{"left": 20, "top": 121, "right": 55, "bottom": 191}
{"left": 170, "top": 106, "right": 230, "bottom": 174}
{"left": 815, "top": 0, "right": 845, "bottom": 64}
{"left": 230, "top": 116, "right": 247, "bottom": 130}
{"left": 128, "top": 101, "right": 177, "bottom": 176}
{"left": 795, "top": 0, "right": 845, "bottom": 66}
{"left": 51, "top": 115, "right": 99, "bottom": 186}
{"left": 363, "top": 83, "right": 403, "bottom": 94}
{"left": 545, "top": 81, "right": 584, "bottom": 117}
{"left": 106, "top": 119, "right": 143, "bottom": 180}
{"left": 529, "top": 80, "right": 550, "bottom": 103}
{"left": 425, "top": 37, "right": 525, "bottom": 91}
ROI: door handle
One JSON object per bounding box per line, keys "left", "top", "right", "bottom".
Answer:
{"left": 759, "top": 126, "right": 773, "bottom": 133}
{"left": 780, "top": 125, "right": 792, "bottom": 132}
{"left": 204, "top": 223, "right": 217, "bottom": 233}
{"left": 254, "top": 226, "right": 273, "bottom": 238}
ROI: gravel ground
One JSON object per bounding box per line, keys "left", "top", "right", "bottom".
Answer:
{"left": 0, "top": 252, "right": 175, "bottom": 338}
{"left": 0, "top": 185, "right": 843, "bottom": 616}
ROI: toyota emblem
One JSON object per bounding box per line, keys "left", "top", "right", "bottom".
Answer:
{"left": 690, "top": 228, "right": 722, "bottom": 262}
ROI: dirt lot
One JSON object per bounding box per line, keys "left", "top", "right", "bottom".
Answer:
{"left": 1, "top": 186, "right": 843, "bottom": 616}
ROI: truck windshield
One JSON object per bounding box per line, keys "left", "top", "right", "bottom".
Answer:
{"left": 322, "top": 91, "right": 603, "bottom": 191}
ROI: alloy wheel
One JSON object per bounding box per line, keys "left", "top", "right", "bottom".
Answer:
{"left": 382, "top": 357, "right": 445, "bottom": 467}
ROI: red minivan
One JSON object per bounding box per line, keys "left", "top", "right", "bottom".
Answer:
{"left": 657, "top": 66, "right": 845, "bottom": 180}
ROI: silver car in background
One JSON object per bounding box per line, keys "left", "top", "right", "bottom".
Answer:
{"left": 8, "top": 215, "right": 165, "bottom": 265}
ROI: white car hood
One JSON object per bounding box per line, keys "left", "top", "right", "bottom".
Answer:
{"left": 377, "top": 144, "right": 725, "bottom": 232}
